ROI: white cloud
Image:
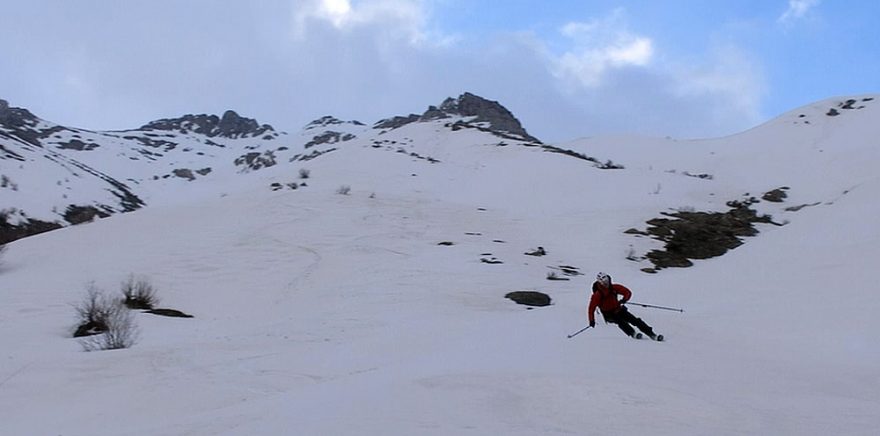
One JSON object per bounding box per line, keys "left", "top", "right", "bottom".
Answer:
{"left": 671, "top": 44, "right": 766, "bottom": 130}
{"left": 779, "top": 0, "right": 821, "bottom": 24}
{"left": 292, "top": 0, "right": 430, "bottom": 44}
{"left": 318, "top": 0, "right": 353, "bottom": 26}
{"left": 0, "top": 1, "right": 766, "bottom": 144}
{"left": 526, "top": 9, "right": 765, "bottom": 139}
{"left": 552, "top": 10, "right": 655, "bottom": 88}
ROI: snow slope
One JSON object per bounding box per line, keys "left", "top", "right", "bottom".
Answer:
{"left": 0, "top": 95, "right": 878, "bottom": 435}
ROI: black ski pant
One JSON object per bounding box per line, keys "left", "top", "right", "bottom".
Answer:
{"left": 603, "top": 307, "right": 655, "bottom": 338}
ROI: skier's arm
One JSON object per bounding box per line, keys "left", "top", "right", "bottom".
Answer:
{"left": 615, "top": 284, "right": 632, "bottom": 304}
{"left": 588, "top": 293, "right": 599, "bottom": 325}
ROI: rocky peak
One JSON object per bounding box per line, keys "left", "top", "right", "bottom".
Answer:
{"left": 0, "top": 99, "right": 39, "bottom": 129}
{"left": 217, "top": 110, "right": 271, "bottom": 138}
{"left": 304, "top": 116, "right": 365, "bottom": 130}
{"left": 373, "top": 92, "right": 540, "bottom": 143}
{"left": 141, "top": 110, "right": 275, "bottom": 139}
{"left": 433, "top": 92, "right": 539, "bottom": 142}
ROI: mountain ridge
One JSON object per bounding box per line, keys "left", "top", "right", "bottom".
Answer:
{"left": 1, "top": 93, "right": 877, "bottom": 247}
{"left": 0, "top": 92, "right": 545, "bottom": 244}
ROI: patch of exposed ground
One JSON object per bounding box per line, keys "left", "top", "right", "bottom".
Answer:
{"left": 628, "top": 194, "right": 785, "bottom": 273}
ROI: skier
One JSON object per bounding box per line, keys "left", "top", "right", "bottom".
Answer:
{"left": 588, "top": 272, "right": 663, "bottom": 341}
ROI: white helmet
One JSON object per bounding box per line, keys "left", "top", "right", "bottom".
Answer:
{"left": 596, "top": 272, "right": 611, "bottom": 287}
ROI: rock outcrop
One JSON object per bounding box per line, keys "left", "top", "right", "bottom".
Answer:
{"left": 373, "top": 92, "right": 541, "bottom": 143}
{"left": 141, "top": 110, "right": 277, "bottom": 139}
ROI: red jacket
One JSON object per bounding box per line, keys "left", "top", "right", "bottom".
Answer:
{"left": 588, "top": 282, "right": 632, "bottom": 323}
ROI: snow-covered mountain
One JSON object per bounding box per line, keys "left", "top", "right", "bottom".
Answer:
{"left": 0, "top": 93, "right": 878, "bottom": 435}
{"left": 0, "top": 92, "right": 539, "bottom": 245}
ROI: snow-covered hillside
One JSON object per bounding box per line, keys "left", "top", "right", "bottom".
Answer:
{"left": 0, "top": 92, "right": 539, "bottom": 244}
{"left": 0, "top": 94, "right": 878, "bottom": 435}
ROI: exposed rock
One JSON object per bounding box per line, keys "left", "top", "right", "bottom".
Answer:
{"left": 683, "top": 171, "right": 713, "bottom": 180}
{"left": 0, "top": 175, "right": 16, "bottom": 190}
{"left": 56, "top": 139, "right": 99, "bottom": 151}
{"left": 0, "top": 99, "right": 39, "bottom": 128}
{"left": 304, "top": 131, "right": 356, "bottom": 149}
{"left": 0, "top": 99, "right": 48, "bottom": 146}
{"left": 374, "top": 114, "right": 420, "bottom": 130}
{"left": 785, "top": 202, "right": 821, "bottom": 212}
{"left": 141, "top": 110, "right": 275, "bottom": 139}
{"left": 372, "top": 92, "right": 541, "bottom": 143}
{"left": 145, "top": 308, "right": 193, "bottom": 318}
{"left": 637, "top": 201, "right": 779, "bottom": 271}
{"left": 122, "top": 135, "right": 178, "bottom": 151}
{"left": 421, "top": 105, "right": 451, "bottom": 122}
{"left": 0, "top": 212, "right": 63, "bottom": 245}
{"left": 64, "top": 205, "right": 110, "bottom": 225}
{"left": 539, "top": 145, "right": 623, "bottom": 168}
{"left": 234, "top": 150, "right": 277, "bottom": 171}
{"left": 291, "top": 148, "right": 336, "bottom": 162}
{"left": 557, "top": 265, "right": 582, "bottom": 276}
{"left": 73, "top": 320, "right": 107, "bottom": 337}
{"left": 505, "top": 291, "right": 552, "bottom": 307}
{"left": 304, "top": 115, "right": 364, "bottom": 130}
{"left": 172, "top": 168, "right": 196, "bottom": 181}
{"left": 428, "top": 92, "right": 540, "bottom": 143}
{"left": 525, "top": 246, "right": 547, "bottom": 256}
{"left": 217, "top": 110, "right": 266, "bottom": 138}
{"left": 762, "top": 187, "right": 788, "bottom": 203}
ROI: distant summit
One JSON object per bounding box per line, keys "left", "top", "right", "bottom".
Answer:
{"left": 0, "top": 98, "right": 40, "bottom": 130}
{"left": 0, "top": 98, "right": 65, "bottom": 148}
{"left": 140, "top": 110, "right": 277, "bottom": 139}
{"left": 374, "top": 92, "right": 541, "bottom": 143}
{"left": 304, "top": 116, "right": 365, "bottom": 131}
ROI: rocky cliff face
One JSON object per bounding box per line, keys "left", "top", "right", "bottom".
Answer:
{"left": 0, "top": 98, "right": 65, "bottom": 147}
{"left": 374, "top": 92, "right": 540, "bottom": 143}
{"left": 140, "top": 110, "right": 278, "bottom": 139}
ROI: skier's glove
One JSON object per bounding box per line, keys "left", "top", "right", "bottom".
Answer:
{"left": 589, "top": 320, "right": 595, "bottom": 328}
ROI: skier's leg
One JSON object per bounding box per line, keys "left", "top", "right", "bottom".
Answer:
{"left": 615, "top": 321, "right": 637, "bottom": 337}
{"left": 621, "top": 308, "right": 656, "bottom": 337}
{"left": 604, "top": 311, "right": 636, "bottom": 337}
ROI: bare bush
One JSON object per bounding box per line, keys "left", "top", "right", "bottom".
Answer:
{"left": 546, "top": 271, "right": 570, "bottom": 281}
{"left": 73, "top": 285, "right": 115, "bottom": 336}
{"left": 74, "top": 285, "right": 139, "bottom": 351}
{"left": 336, "top": 185, "right": 351, "bottom": 195}
{"left": 299, "top": 168, "right": 311, "bottom": 179}
{"left": 80, "top": 304, "right": 139, "bottom": 352}
{"left": 626, "top": 245, "right": 640, "bottom": 261}
{"left": 121, "top": 274, "right": 159, "bottom": 310}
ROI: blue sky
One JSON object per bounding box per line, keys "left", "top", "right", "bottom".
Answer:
{"left": 1, "top": 1, "right": 877, "bottom": 142}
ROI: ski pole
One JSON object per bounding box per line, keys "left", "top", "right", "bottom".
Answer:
{"left": 626, "top": 302, "right": 684, "bottom": 312}
{"left": 567, "top": 325, "right": 592, "bottom": 338}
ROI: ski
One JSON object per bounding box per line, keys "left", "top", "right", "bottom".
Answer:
{"left": 633, "top": 333, "right": 665, "bottom": 341}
